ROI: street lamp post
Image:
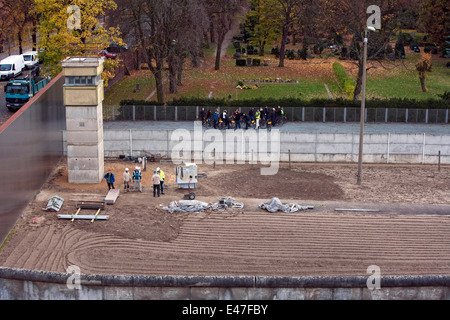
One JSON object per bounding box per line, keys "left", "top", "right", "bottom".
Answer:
{"left": 356, "top": 26, "right": 376, "bottom": 185}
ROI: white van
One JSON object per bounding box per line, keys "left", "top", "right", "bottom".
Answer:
{"left": 0, "top": 55, "right": 25, "bottom": 81}
{"left": 22, "top": 51, "right": 38, "bottom": 69}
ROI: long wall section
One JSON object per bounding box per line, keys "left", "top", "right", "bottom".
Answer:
{"left": 0, "top": 267, "right": 449, "bottom": 300}
{"left": 62, "top": 127, "right": 450, "bottom": 165}
{"left": 0, "top": 74, "right": 65, "bottom": 244}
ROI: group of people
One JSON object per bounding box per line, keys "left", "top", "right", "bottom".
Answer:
{"left": 103, "top": 167, "right": 166, "bottom": 197}
{"left": 200, "top": 105, "right": 285, "bottom": 130}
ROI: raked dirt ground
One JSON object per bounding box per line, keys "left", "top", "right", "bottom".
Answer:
{"left": 0, "top": 159, "right": 449, "bottom": 277}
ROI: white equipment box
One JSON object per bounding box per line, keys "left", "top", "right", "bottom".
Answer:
{"left": 176, "top": 163, "right": 198, "bottom": 189}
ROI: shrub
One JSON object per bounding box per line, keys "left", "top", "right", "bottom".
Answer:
{"left": 298, "top": 47, "right": 308, "bottom": 60}
{"left": 438, "top": 91, "right": 450, "bottom": 101}
{"left": 332, "top": 62, "right": 356, "bottom": 99}
{"left": 286, "top": 49, "right": 295, "bottom": 60}
{"left": 120, "top": 99, "right": 164, "bottom": 106}
{"left": 236, "top": 59, "right": 246, "bottom": 66}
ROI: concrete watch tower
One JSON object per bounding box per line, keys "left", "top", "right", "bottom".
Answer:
{"left": 62, "top": 57, "right": 105, "bottom": 184}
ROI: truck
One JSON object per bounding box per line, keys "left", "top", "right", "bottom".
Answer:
{"left": 22, "top": 51, "right": 39, "bottom": 69}
{"left": 4, "top": 73, "right": 50, "bottom": 111}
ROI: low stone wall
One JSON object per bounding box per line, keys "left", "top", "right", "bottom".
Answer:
{"left": 0, "top": 268, "right": 449, "bottom": 300}
{"left": 63, "top": 128, "right": 450, "bottom": 165}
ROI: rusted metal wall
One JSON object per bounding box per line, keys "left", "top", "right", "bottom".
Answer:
{"left": 0, "top": 74, "right": 65, "bottom": 245}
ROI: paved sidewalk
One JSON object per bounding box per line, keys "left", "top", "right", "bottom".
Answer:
{"left": 104, "top": 121, "right": 450, "bottom": 135}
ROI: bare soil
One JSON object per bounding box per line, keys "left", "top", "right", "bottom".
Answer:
{"left": 0, "top": 159, "right": 449, "bottom": 277}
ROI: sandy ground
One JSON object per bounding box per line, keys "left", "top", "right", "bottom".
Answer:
{"left": 0, "top": 159, "right": 449, "bottom": 277}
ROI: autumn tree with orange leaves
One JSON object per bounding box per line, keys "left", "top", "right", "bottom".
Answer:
{"left": 416, "top": 52, "right": 432, "bottom": 92}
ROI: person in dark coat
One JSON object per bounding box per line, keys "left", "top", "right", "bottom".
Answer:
{"left": 234, "top": 109, "right": 241, "bottom": 130}
{"left": 242, "top": 112, "right": 250, "bottom": 130}
{"left": 104, "top": 170, "right": 115, "bottom": 190}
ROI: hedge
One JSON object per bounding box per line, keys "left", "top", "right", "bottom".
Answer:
{"left": 333, "top": 62, "right": 356, "bottom": 99}
{"left": 120, "top": 99, "right": 164, "bottom": 106}
{"left": 162, "top": 97, "right": 449, "bottom": 110}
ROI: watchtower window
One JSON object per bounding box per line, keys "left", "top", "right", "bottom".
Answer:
{"left": 65, "top": 75, "right": 101, "bottom": 86}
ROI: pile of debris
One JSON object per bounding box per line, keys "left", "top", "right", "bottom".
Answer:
{"left": 162, "top": 197, "right": 244, "bottom": 213}
{"left": 211, "top": 196, "right": 244, "bottom": 211}
{"left": 162, "top": 200, "right": 210, "bottom": 213}
{"left": 258, "top": 197, "right": 314, "bottom": 213}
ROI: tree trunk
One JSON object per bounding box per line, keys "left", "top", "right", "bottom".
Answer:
{"left": 210, "top": 20, "right": 216, "bottom": 44}
{"left": 278, "top": 26, "right": 288, "bottom": 68}
{"left": 31, "top": 19, "right": 37, "bottom": 51}
{"left": 177, "top": 58, "right": 184, "bottom": 86}
{"left": 215, "top": 33, "right": 225, "bottom": 71}
{"left": 420, "top": 76, "right": 427, "bottom": 92}
{"left": 18, "top": 31, "right": 23, "bottom": 54}
{"left": 154, "top": 69, "right": 164, "bottom": 103}
{"left": 168, "top": 55, "right": 177, "bottom": 94}
{"left": 136, "top": 49, "right": 140, "bottom": 70}
{"left": 152, "top": 57, "right": 165, "bottom": 103}
{"left": 259, "top": 40, "right": 265, "bottom": 56}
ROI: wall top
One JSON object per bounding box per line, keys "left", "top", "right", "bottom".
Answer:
{"left": 62, "top": 57, "right": 105, "bottom": 68}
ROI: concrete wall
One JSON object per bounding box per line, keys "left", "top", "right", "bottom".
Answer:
{"left": 63, "top": 129, "right": 450, "bottom": 165}
{"left": 0, "top": 268, "right": 449, "bottom": 300}
{"left": 0, "top": 74, "right": 65, "bottom": 245}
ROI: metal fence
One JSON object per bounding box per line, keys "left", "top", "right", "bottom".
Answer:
{"left": 103, "top": 105, "right": 449, "bottom": 124}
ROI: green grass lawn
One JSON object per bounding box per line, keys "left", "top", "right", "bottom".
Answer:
{"left": 103, "top": 71, "right": 156, "bottom": 105}
{"left": 365, "top": 59, "right": 449, "bottom": 100}
{"left": 104, "top": 48, "right": 449, "bottom": 105}
{"left": 226, "top": 81, "right": 333, "bottom": 101}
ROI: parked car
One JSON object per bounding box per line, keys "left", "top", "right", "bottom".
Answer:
{"left": 0, "top": 55, "right": 25, "bottom": 81}
{"left": 107, "top": 42, "right": 128, "bottom": 53}
{"left": 92, "top": 49, "right": 117, "bottom": 59}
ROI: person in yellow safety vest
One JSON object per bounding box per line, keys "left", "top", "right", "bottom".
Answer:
{"left": 157, "top": 167, "right": 165, "bottom": 195}
{"left": 255, "top": 108, "right": 261, "bottom": 129}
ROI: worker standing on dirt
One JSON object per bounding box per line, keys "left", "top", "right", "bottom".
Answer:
{"left": 123, "top": 168, "right": 131, "bottom": 193}
{"left": 104, "top": 170, "right": 115, "bottom": 190}
{"left": 132, "top": 167, "right": 142, "bottom": 192}
{"left": 152, "top": 170, "right": 161, "bottom": 197}
{"left": 157, "top": 167, "right": 165, "bottom": 195}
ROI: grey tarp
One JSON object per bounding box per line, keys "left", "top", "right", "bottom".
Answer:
{"left": 162, "top": 200, "right": 210, "bottom": 213}
{"left": 162, "top": 197, "right": 244, "bottom": 213}
{"left": 259, "top": 197, "right": 314, "bottom": 213}
{"left": 45, "top": 196, "right": 64, "bottom": 212}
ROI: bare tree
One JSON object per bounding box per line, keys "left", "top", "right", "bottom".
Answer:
{"left": 264, "top": 0, "right": 301, "bottom": 68}
{"left": 323, "top": 0, "right": 413, "bottom": 100}
{"left": 206, "top": 0, "right": 243, "bottom": 70}
{"left": 3, "top": 0, "right": 34, "bottom": 54}
{"left": 0, "top": 0, "right": 13, "bottom": 50}
{"left": 166, "top": 0, "right": 209, "bottom": 93}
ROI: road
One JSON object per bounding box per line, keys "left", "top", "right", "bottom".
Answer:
{"left": 0, "top": 45, "right": 34, "bottom": 126}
